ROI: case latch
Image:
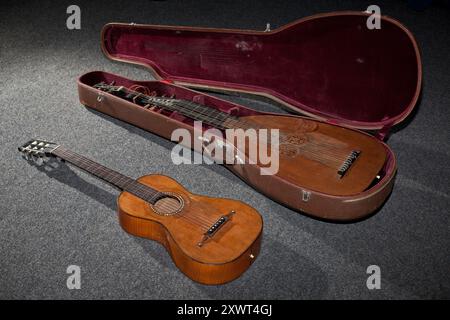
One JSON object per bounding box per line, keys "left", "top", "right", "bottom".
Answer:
{"left": 302, "top": 190, "right": 311, "bottom": 202}
{"left": 97, "top": 92, "right": 105, "bottom": 103}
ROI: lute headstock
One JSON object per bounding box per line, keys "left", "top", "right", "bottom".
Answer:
{"left": 18, "top": 139, "right": 60, "bottom": 165}
{"left": 93, "top": 82, "right": 124, "bottom": 94}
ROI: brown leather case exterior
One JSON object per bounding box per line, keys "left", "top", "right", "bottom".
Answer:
{"left": 78, "top": 72, "right": 397, "bottom": 221}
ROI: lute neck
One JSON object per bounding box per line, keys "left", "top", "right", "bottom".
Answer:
{"left": 52, "top": 146, "right": 163, "bottom": 204}
{"left": 113, "top": 86, "right": 257, "bottom": 130}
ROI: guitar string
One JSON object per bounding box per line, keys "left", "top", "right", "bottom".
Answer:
{"left": 31, "top": 143, "right": 215, "bottom": 229}
{"left": 55, "top": 149, "right": 215, "bottom": 229}
{"left": 53, "top": 148, "right": 216, "bottom": 229}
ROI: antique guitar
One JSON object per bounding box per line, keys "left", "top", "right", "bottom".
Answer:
{"left": 18, "top": 139, "right": 263, "bottom": 285}
{"left": 88, "top": 82, "right": 392, "bottom": 221}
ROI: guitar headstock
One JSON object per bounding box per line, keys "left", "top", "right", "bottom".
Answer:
{"left": 18, "top": 139, "right": 60, "bottom": 164}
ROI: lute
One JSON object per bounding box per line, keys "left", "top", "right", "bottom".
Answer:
{"left": 18, "top": 139, "right": 262, "bottom": 285}
{"left": 92, "top": 82, "right": 389, "bottom": 220}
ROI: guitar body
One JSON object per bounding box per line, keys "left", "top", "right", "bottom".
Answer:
{"left": 118, "top": 174, "right": 263, "bottom": 285}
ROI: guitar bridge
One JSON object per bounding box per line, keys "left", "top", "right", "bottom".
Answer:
{"left": 338, "top": 150, "right": 360, "bottom": 178}
{"left": 197, "top": 210, "right": 235, "bottom": 247}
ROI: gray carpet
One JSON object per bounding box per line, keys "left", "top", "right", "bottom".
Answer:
{"left": 0, "top": 0, "right": 449, "bottom": 299}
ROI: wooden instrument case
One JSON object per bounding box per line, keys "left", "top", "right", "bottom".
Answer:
{"left": 77, "top": 11, "right": 421, "bottom": 221}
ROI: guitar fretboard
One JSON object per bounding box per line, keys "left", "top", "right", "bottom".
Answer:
{"left": 52, "top": 147, "right": 163, "bottom": 204}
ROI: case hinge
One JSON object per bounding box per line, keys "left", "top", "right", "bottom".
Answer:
{"left": 375, "top": 123, "right": 393, "bottom": 141}
{"left": 97, "top": 92, "right": 105, "bottom": 103}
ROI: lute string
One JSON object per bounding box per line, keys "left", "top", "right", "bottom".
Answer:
{"left": 99, "top": 84, "right": 351, "bottom": 169}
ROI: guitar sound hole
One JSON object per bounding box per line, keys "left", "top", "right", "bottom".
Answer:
{"left": 151, "top": 193, "right": 184, "bottom": 216}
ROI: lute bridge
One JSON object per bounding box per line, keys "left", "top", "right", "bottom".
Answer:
{"left": 338, "top": 150, "right": 361, "bottom": 178}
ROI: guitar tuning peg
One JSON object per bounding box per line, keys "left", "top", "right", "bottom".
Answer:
{"left": 23, "top": 150, "right": 33, "bottom": 161}
{"left": 33, "top": 155, "right": 44, "bottom": 166}
{"left": 23, "top": 153, "right": 30, "bottom": 161}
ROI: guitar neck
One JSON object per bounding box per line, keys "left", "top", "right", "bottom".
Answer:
{"left": 52, "top": 146, "right": 162, "bottom": 204}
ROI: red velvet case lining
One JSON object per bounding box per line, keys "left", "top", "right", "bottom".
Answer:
{"left": 101, "top": 12, "right": 421, "bottom": 131}
{"left": 80, "top": 70, "right": 261, "bottom": 121}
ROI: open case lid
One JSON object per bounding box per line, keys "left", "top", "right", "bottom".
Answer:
{"left": 101, "top": 11, "right": 422, "bottom": 132}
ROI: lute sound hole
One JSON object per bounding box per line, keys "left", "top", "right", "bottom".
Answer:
{"left": 151, "top": 193, "right": 184, "bottom": 216}
{"left": 279, "top": 134, "right": 308, "bottom": 157}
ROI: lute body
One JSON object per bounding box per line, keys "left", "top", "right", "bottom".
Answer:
{"left": 236, "top": 115, "right": 387, "bottom": 196}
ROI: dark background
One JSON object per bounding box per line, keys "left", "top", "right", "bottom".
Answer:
{"left": 0, "top": 0, "right": 449, "bottom": 299}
